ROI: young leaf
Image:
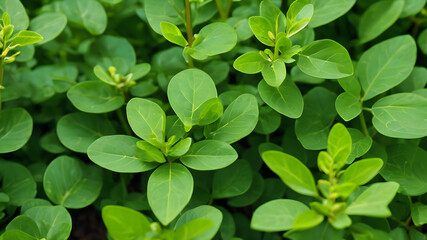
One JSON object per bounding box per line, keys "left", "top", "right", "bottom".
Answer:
{"left": 297, "top": 39, "right": 353, "bottom": 79}
{"left": 309, "top": 0, "right": 356, "bottom": 28}
{"left": 194, "top": 97, "right": 223, "bottom": 126}
{"left": 260, "top": 0, "right": 283, "bottom": 32}
{"left": 148, "top": 163, "right": 193, "bottom": 225}
{"left": 8, "top": 30, "right": 43, "bottom": 47}
{"left": 43, "top": 156, "right": 103, "bottom": 208}
{"left": 262, "top": 151, "right": 318, "bottom": 197}
{"left": 233, "top": 52, "right": 267, "bottom": 74}
{"left": 292, "top": 210, "right": 324, "bottom": 231}
{"left": 329, "top": 213, "right": 352, "bottom": 229}
{"left": 258, "top": 78, "right": 303, "bottom": 118}
{"left": 168, "top": 137, "right": 192, "bottom": 157}
{"left": 371, "top": 92, "right": 427, "bottom": 138}
{"left": 286, "top": 0, "right": 314, "bottom": 37}
{"left": 102, "top": 205, "right": 151, "bottom": 239}
{"left": 248, "top": 16, "right": 275, "bottom": 46}
{"left": 251, "top": 199, "right": 309, "bottom": 232}
{"left": 136, "top": 140, "right": 166, "bottom": 163}
{"left": 87, "top": 135, "right": 159, "bottom": 173}
{"left": 93, "top": 65, "right": 115, "bottom": 86}
{"left": 67, "top": 81, "right": 124, "bottom": 113}
{"left": 0, "top": 0, "right": 29, "bottom": 32}
{"left": 339, "top": 158, "right": 383, "bottom": 186}
{"left": 57, "top": 112, "right": 115, "bottom": 153}
{"left": 327, "top": 123, "right": 352, "bottom": 170}
{"left": 261, "top": 59, "right": 286, "bottom": 87}
{"left": 180, "top": 140, "right": 238, "bottom": 171}
{"left": 174, "top": 205, "right": 223, "bottom": 240}
{"left": 345, "top": 182, "right": 399, "bottom": 217}
{"left": 175, "top": 219, "right": 215, "bottom": 240}
{"left": 205, "top": 94, "right": 259, "bottom": 144}
{"left": 126, "top": 98, "right": 166, "bottom": 146}
{"left": 191, "top": 22, "right": 237, "bottom": 56}
{"left": 411, "top": 203, "right": 427, "bottom": 227}
{"left": 358, "top": 0, "right": 404, "bottom": 43}
{"left": 359, "top": 35, "right": 416, "bottom": 101}
{"left": 0, "top": 108, "right": 33, "bottom": 154}
{"left": 167, "top": 69, "right": 217, "bottom": 130}
{"left": 160, "top": 21, "right": 188, "bottom": 47}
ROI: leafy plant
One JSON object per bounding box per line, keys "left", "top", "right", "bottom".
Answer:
{"left": 0, "top": 0, "right": 426, "bottom": 239}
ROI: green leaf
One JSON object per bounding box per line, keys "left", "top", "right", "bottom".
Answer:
{"left": 85, "top": 35, "right": 136, "bottom": 74}
{"left": 401, "top": 0, "right": 427, "bottom": 17}
{"left": 126, "top": 98, "right": 166, "bottom": 146}
{"left": 205, "top": 94, "right": 259, "bottom": 144}
{"left": 0, "top": 0, "right": 29, "bottom": 31}
{"left": 228, "top": 173, "right": 265, "bottom": 207}
{"left": 175, "top": 219, "right": 215, "bottom": 240}
{"left": 395, "top": 67, "right": 427, "bottom": 92}
{"left": 335, "top": 92, "right": 362, "bottom": 121}
{"left": 180, "top": 140, "right": 237, "bottom": 171}
{"left": 174, "top": 205, "right": 223, "bottom": 240}
{"left": 93, "top": 65, "right": 115, "bottom": 86}
{"left": 194, "top": 97, "right": 223, "bottom": 126}
{"left": 258, "top": 78, "right": 303, "bottom": 118}
{"left": 262, "top": 151, "right": 318, "bottom": 197}
{"left": 148, "top": 163, "right": 193, "bottom": 225}
{"left": 381, "top": 144, "right": 427, "bottom": 196}
{"left": 251, "top": 199, "right": 309, "bottom": 232}
{"left": 260, "top": 0, "right": 284, "bottom": 32}
{"left": 102, "top": 205, "right": 151, "bottom": 239}
{"left": 129, "top": 63, "right": 151, "bottom": 81}
{"left": 262, "top": 59, "right": 287, "bottom": 87}
{"left": 411, "top": 203, "right": 427, "bottom": 227}
{"left": 309, "top": 0, "right": 356, "bottom": 28}
{"left": 327, "top": 123, "right": 352, "bottom": 170}
{"left": 43, "top": 156, "right": 102, "bottom": 208}
{"left": 167, "top": 69, "right": 217, "bottom": 130}
{"left": 168, "top": 137, "right": 192, "bottom": 157}
{"left": 67, "top": 81, "right": 124, "bottom": 113}
{"left": 0, "top": 230, "right": 37, "bottom": 240}
{"left": 329, "top": 213, "right": 352, "bottom": 230}
{"left": 8, "top": 30, "right": 43, "bottom": 47}
{"left": 286, "top": 0, "right": 314, "bottom": 37}
{"left": 254, "top": 106, "right": 282, "bottom": 135}
{"left": 292, "top": 210, "right": 324, "bottom": 231}
{"left": 248, "top": 16, "right": 275, "bottom": 46}
{"left": 57, "top": 112, "right": 115, "bottom": 153}
{"left": 160, "top": 22, "right": 188, "bottom": 47}
{"left": 0, "top": 108, "right": 32, "bottom": 153}
{"left": 340, "top": 158, "right": 383, "bottom": 186}
{"left": 24, "top": 206, "right": 71, "bottom": 240}
{"left": 29, "top": 12, "right": 67, "bottom": 45}
{"left": 297, "top": 39, "right": 353, "bottom": 79}
{"left": 358, "top": 0, "right": 404, "bottom": 43}
{"left": 136, "top": 140, "right": 166, "bottom": 163}
{"left": 418, "top": 29, "right": 427, "bottom": 55}
{"left": 144, "top": 0, "right": 183, "bottom": 34}
{"left": 0, "top": 160, "right": 36, "bottom": 206}
{"left": 371, "top": 92, "right": 427, "bottom": 138}
{"left": 212, "top": 160, "right": 253, "bottom": 199}
{"left": 192, "top": 22, "right": 237, "bottom": 56}
{"left": 233, "top": 52, "right": 267, "bottom": 74}
{"left": 87, "top": 135, "right": 159, "bottom": 173}
{"left": 6, "top": 216, "right": 40, "bottom": 238}
{"left": 347, "top": 128, "right": 373, "bottom": 164}
{"left": 295, "top": 87, "right": 337, "bottom": 150}
{"left": 359, "top": 35, "right": 417, "bottom": 101}
{"left": 61, "top": 0, "right": 107, "bottom": 35}
{"left": 346, "top": 182, "right": 399, "bottom": 217}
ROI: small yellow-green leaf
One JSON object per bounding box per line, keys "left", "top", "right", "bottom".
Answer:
{"left": 160, "top": 21, "right": 188, "bottom": 47}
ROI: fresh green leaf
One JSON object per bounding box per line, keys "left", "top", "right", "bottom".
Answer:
{"left": 286, "top": 0, "right": 314, "bottom": 37}
{"left": 309, "top": 0, "right": 356, "bottom": 28}
{"left": 6, "top": 216, "right": 40, "bottom": 238}
{"left": 160, "top": 21, "right": 188, "bottom": 47}
{"left": 93, "top": 65, "right": 115, "bottom": 86}
{"left": 194, "top": 97, "right": 223, "bottom": 126}
{"left": 61, "top": 0, "right": 107, "bottom": 35}
{"left": 228, "top": 173, "right": 265, "bottom": 207}
{"left": 335, "top": 92, "right": 362, "bottom": 121}
{"left": 191, "top": 22, "right": 237, "bottom": 56}
{"left": 411, "top": 203, "right": 427, "bottom": 227}
{"left": 297, "top": 39, "right": 353, "bottom": 79}
{"left": 0, "top": 0, "right": 29, "bottom": 31}
{"left": 136, "top": 140, "right": 166, "bottom": 163}
{"left": 168, "top": 137, "right": 192, "bottom": 157}
{"left": 248, "top": 16, "right": 275, "bottom": 46}
{"left": 0, "top": 108, "right": 32, "bottom": 153}
{"left": 212, "top": 160, "right": 253, "bottom": 199}
{"left": 284, "top": 222, "right": 345, "bottom": 240}
{"left": 0, "top": 160, "right": 36, "bottom": 206}
{"left": 147, "top": 163, "right": 193, "bottom": 225}
{"left": 43, "top": 156, "right": 102, "bottom": 208}
{"left": 261, "top": 59, "right": 286, "bottom": 87}
{"left": 175, "top": 219, "right": 215, "bottom": 240}
{"left": 8, "top": 30, "right": 43, "bottom": 47}
{"left": 102, "top": 205, "right": 151, "bottom": 239}
{"left": 29, "top": 12, "right": 67, "bottom": 45}
{"left": 292, "top": 209, "right": 324, "bottom": 230}
{"left": 180, "top": 140, "right": 237, "bottom": 171}
{"left": 233, "top": 52, "right": 267, "bottom": 74}
{"left": 327, "top": 123, "right": 352, "bottom": 170}
{"left": 359, "top": 35, "right": 417, "bottom": 101}
{"left": 24, "top": 206, "right": 72, "bottom": 240}
{"left": 347, "top": 128, "right": 373, "bottom": 164}
{"left": 262, "top": 151, "right": 318, "bottom": 197}
{"left": 340, "top": 158, "right": 383, "bottom": 186}
{"left": 251, "top": 199, "right": 309, "bottom": 232}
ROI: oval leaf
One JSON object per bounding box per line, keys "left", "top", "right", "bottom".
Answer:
{"left": 0, "top": 108, "right": 32, "bottom": 153}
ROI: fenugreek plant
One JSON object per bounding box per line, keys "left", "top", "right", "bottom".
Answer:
{"left": 0, "top": 0, "right": 426, "bottom": 239}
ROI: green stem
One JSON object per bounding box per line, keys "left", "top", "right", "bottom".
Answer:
{"left": 359, "top": 110, "right": 369, "bottom": 136}
{"left": 116, "top": 108, "right": 132, "bottom": 136}
{"left": 0, "top": 57, "right": 4, "bottom": 111}
{"left": 184, "top": 0, "right": 194, "bottom": 68}
{"left": 215, "top": 0, "right": 232, "bottom": 20}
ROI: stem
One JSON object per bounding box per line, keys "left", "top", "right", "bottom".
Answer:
{"left": 215, "top": 0, "right": 232, "bottom": 20}
{"left": 116, "top": 108, "right": 132, "bottom": 136}
{"left": 215, "top": 0, "right": 226, "bottom": 20}
{"left": 184, "top": 0, "right": 194, "bottom": 68}
{"left": 359, "top": 110, "right": 369, "bottom": 136}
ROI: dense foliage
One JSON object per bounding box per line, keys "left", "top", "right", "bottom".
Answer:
{"left": 0, "top": 0, "right": 426, "bottom": 239}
